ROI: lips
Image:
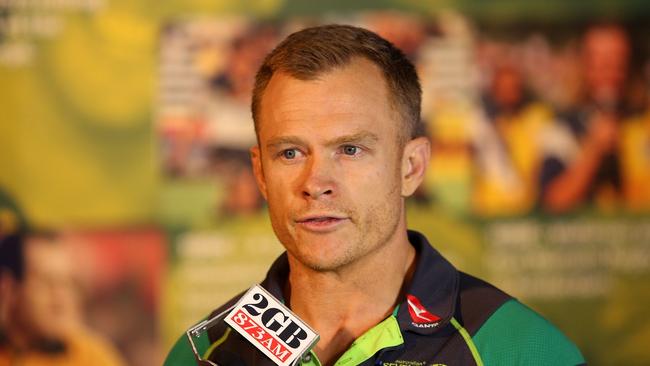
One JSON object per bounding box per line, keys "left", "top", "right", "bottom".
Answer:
{"left": 294, "top": 214, "right": 349, "bottom": 232}
{"left": 295, "top": 213, "right": 347, "bottom": 222}
{"left": 296, "top": 216, "right": 343, "bottom": 223}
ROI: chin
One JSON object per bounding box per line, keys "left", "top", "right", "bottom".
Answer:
{"left": 300, "top": 258, "right": 348, "bottom": 272}
{"left": 291, "top": 246, "right": 356, "bottom": 272}
{"left": 280, "top": 228, "right": 360, "bottom": 269}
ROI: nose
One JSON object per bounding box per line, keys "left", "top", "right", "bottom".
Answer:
{"left": 301, "top": 154, "right": 335, "bottom": 200}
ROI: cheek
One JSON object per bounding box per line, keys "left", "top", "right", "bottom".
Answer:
{"left": 348, "top": 156, "right": 401, "bottom": 194}
{"left": 264, "top": 172, "right": 294, "bottom": 209}
{"left": 264, "top": 175, "right": 296, "bottom": 231}
{"left": 358, "top": 157, "right": 402, "bottom": 204}
{"left": 21, "top": 280, "right": 45, "bottom": 304}
{"left": 16, "top": 286, "right": 47, "bottom": 325}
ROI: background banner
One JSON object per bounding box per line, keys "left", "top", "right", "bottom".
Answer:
{"left": 2, "top": 1, "right": 649, "bottom": 365}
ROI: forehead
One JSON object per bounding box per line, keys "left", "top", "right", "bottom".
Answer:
{"left": 24, "top": 238, "right": 71, "bottom": 276}
{"left": 584, "top": 28, "right": 629, "bottom": 56}
{"left": 257, "top": 58, "right": 399, "bottom": 142}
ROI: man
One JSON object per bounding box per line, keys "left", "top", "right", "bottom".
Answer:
{"left": 165, "top": 25, "right": 585, "bottom": 365}
{"left": 0, "top": 232, "right": 125, "bottom": 366}
{"left": 540, "top": 24, "right": 630, "bottom": 213}
{"left": 471, "top": 57, "right": 554, "bottom": 216}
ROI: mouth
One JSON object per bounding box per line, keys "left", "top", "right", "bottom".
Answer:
{"left": 295, "top": 215, "right": 349, "bottom": 232}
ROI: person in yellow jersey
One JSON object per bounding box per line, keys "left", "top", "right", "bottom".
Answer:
{"left": 0, "top": 232, "right": 125, "bottom": 366}
{"left": 539, "top": 24, "right": 631, "bottom": 213}
{"left": 471, "top": 61, "right": 553, "bottom": 216}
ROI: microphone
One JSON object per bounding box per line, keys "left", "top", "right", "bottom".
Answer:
{"left": 223, "top": 285, "right": 319, "bottom": 366}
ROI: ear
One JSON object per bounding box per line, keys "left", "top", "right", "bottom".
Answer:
{"left": 250, "top": 146, "right": 268, "bottom": 200}
{"left": 400, "top": 136, "right": 431, "bottom": 197}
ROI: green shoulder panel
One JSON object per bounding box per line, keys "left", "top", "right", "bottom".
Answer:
{"left": 163, "top": 331, "right": 207, "bottom": 366}
{"left": 472, "top": 299, "right": 585, "bottom": 366}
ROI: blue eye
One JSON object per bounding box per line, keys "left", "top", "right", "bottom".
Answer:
{"left": 342, "top": 145, "right": 359, "bottom": 156}
{"left": 282, "top": 149, "right": 297, "bottom": 159}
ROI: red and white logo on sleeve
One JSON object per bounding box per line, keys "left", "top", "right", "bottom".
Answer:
{"left": 406, "top": 294, "right": 441, "bottom": 327}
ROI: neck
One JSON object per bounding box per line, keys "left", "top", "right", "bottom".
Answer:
{"left": 286, "top": 227, "right": 416, "bottom": 365}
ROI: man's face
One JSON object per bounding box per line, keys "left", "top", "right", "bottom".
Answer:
{"left": 252, "top": 58, "right": 407, "bottom": 272}
{"left": 583, "top": 27, "right": 630, "bottom": 104}
{"left": 16, "top": 239, "right": 80, "bottom": 341}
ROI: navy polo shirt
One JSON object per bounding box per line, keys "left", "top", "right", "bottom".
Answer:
{"left": 164, "top": 230, "right": 585, "bottom": 366}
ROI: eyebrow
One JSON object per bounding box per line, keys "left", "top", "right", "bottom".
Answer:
{"left": 266, "top": 131, "right": 380, "bottom": 150}
{"left": 266, "top": 136, "right": 306, "bottom": 149}
{"left": 325, "top": 131, "right": 380, "bottom": 147}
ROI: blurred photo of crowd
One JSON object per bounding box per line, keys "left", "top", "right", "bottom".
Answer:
{"left": 425, "top": 18, "right": 650, "bottom": 217}
{"left": 157, "top": 12, "right": 650, "bottom": 218}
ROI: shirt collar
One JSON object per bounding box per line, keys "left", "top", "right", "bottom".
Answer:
{"left": 260, "top": 230, "right": 460, "bottom": 336}
{"left": 396, "top": 230, "right": 459, "bottom": 335}
{"left": 260, "top": 251, "right": 290, "bottom": 301}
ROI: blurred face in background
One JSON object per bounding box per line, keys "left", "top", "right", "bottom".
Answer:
{"left": 582, "top": 25, "right": 630, "bottom": 106}
{"left": 11, "top": 237, "right": 81, "bottom": 344}
{"left": 492, "top": 64, "right": 524, "bottom": 111}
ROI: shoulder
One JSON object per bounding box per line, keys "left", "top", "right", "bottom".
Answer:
{"left": 164, "top": 290, "right": 246, "bottom": 366}
{"left": 456, "top": 273, "right": 584, "bottom": 365}
{"left": 164, "top": 330, "right": 198, "bottom": 366}
{"left": 472, "top": 299, "right": 585, "bottom": 366}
